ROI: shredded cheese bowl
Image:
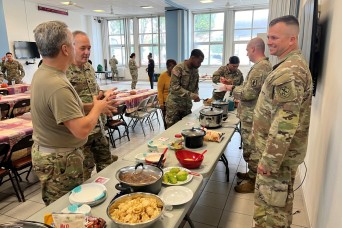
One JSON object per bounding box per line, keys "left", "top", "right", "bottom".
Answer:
{"left": 107, "top": 192, "right": 165, "bottom": 227}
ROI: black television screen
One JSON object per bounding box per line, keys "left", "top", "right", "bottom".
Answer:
{"left": 13, "top": 41, "right": 40, "bottom": 59}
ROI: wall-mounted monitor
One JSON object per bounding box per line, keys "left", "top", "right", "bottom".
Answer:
{"left": 13, "top": 41, "right": 40, "bottom": 59}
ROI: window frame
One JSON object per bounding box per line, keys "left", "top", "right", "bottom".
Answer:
{"left": 232, "top": 8, "right": 269, "bottom": 66}
{"left": 192, "top": 11, "right": 225, "bottom": 66}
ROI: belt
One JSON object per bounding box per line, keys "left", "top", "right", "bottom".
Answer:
{"left": 37, "top": 145, "right": 77, "bottom": 153}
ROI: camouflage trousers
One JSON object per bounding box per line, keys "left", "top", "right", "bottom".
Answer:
{"left": 165, "top": 105, "right": 192, "bottom": 128}
{"left": 254, "top": 166, "right": 297, "bottom": 228}
{"left": 32, "top": 143, "right": 84, "bottom": 206}
{"left": 241, "top": 121, "right": 259, "bottom": 179}
{"left": 131, "top": 73, "right": 138, "bottom": 89}
{"left": 111, "top": 68, "right": 118, "bottom": 77}
{"left": 82, "top": 131, "right": 112, "bottom": 180}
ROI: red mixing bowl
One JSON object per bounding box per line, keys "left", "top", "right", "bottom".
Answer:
{"left": 175, "top": 149, "right": 204, "bottom": 169}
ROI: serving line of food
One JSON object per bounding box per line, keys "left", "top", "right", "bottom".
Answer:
{"left": 27, "top": 159, "right": 203, "bottom": 227}
{"left": 26, "top": 104, "right": 240, "bottom": 228}
{"left": 122, "top": 105, "right": 240, "bottom": 179}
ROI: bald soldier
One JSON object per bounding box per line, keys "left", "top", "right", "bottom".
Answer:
{"left": 252, "top": 15, "right": 312, "bottom": 228}
{"left": 225, "top": 37, "right": 272, "bottom": 193}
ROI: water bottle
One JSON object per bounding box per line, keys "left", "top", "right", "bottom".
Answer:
{"left": 11, "top": 79, "right": 15, "bottom": 85}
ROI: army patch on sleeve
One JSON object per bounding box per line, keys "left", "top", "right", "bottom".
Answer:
{"left": 274, "top": 81, "right": 297, "bottom": 103}
{"left": 251, "top": 79, "right": 258, "bottom": 87}
{"left": 172, "top": 68, "right": 180, "bottom": 77}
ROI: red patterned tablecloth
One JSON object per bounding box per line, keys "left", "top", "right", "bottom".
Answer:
{"left": 0, "top": 114, "right": 33, "bottom": 148}
{"left": 0, "top": 93, "right": 31, "bottom": 108}
{"left": 1, "top": 84, "right": 30, "bottom": 95}
{"left": 115, "top": 89, "right": 157, "bottom": 113}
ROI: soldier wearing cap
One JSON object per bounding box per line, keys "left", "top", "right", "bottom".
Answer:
{"left": 66, "top": 31, "right": 118, "bottom": 180}
{"left": 252, "top": 15, "right": 312, "bottom": 228}
{"left": 1, "top": 52, "right": 25, "bottom": 84}
{"left": 212, "top": 56, "right": 244, "bottom": 100}
{"left": 129, "top": 53, "right": 138, "bottom": 89}
{"left": 165, "top": 49, "right": 204, "bottom": 128}
{"left": 226, "top": 37, "right": 272, "bottom": 193}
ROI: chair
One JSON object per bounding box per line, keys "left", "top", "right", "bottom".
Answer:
{"left": 0, "top": 143, "right": 23, "bottom": 202}
{"left": 9, "top": 98, "right": 31, "bottom": 118}
{"left": 106, "top": 104, "right": 130, "bottom": 148}
{"left": 125, "top": 97, "right": 153, "bottom": 136}
{"left": 0, "top": 89, "right": 9, "bottom": 96}
{"left": 7, "top": 134, "right": 34, "bottom": 201}
{"left": 0, "top": 103, "right": 11, "bottom": 120}
{"left": 146, "top": 94, "right": 160, "bottom": 125}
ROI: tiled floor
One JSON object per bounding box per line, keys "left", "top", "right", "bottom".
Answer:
{"left": 0, "top": 80, "right": 311, "bottom": 227}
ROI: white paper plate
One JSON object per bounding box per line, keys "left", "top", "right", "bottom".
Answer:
{"left": 162, "top": 167, "right": 193, "bottom": 186}
{"left": 158, "top": 186, "right": 193, "bottom": 206}
{"left": 61, "top": 204, "right": 91, "bottom": 215}
{"left": 69, "top": 183, "right": 107, "bottom": 205}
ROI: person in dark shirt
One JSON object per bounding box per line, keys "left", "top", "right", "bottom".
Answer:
{"left": 146, "top": 53, "right": 155, "bottom": 89}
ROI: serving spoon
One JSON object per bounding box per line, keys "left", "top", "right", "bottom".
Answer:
{"left": 195, "top": 150, "right": 207, "bottom": 161}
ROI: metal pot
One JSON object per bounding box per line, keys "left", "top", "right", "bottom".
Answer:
{"left": 181, "top": 127, "right": 206, "bottom": 149}
{"left": 199, "top": 107, "right": 223, "bottom": 128}
{"left": 115, "top": 163, "right": 163, "bottom": 194}
{"left": 212, "top": 100, "right": 229, "bottom": 117}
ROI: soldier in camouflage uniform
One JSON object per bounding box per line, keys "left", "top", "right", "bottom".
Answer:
{"left": 1, "top": 52, "right": 25, "bottom": 84}
{"left": 129, "top": 53, "right": 138, "bottom": 89}
{"left": 31, "top": 21, "right": 114, "bottom": 205}
{"left": 66, "top": 31, "right": 117, "bottom": 180}
{"left": 109, "top": 55, "right": 119, "bottom": 79}
{"left": 212, "top": 56, "right": 244, "bottom": 100}
{"left": 228, "top": 37, "right": 272, "bottom": 193}
{"left": 252, "top": 16, "right": 312, "bottom": 228}
{"left": 165, "top": 49, "right": 204, "bottom": 128}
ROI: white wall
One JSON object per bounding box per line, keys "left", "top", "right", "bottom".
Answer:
{"left": 300, "top": 0, "right": 342, "bottom": 227}
{"left": 2, "top": 0, "right": 87, "bottom": 83}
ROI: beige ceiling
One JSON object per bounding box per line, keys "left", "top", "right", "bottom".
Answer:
{"left": 27, "top": 0, "right": 268, "bottom": 17}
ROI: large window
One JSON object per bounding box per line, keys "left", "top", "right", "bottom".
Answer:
{"left": 138, "top": 16, "right": 166, "bottom": 67}
{"left": 108, "top": 19, "right": 125, "bottom": 65}
{"left": 193, "top": 12, "right": 224, "bottom": 66}
{"left": 233, "top": 9, "right": 269, "bottom": 65}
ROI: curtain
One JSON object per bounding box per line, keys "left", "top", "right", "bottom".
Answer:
{"left": 101, "top": 19, "right": 109, "bottom": 70}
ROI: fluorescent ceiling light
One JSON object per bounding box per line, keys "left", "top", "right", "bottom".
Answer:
{"left": 141, "top": 6, "right": 154, "bottom": 9}
{"left": 61, "top": 2, "right": 70, "bottom": 5}
{"left": 200, "top": 0, "right": 214, "bottom": 3}
{"left": 93, "top": 9, "right": 105, "bottom": 12}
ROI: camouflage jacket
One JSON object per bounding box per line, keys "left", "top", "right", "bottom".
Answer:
{"left": 233, "top": 57, "right": 272, "bottom": 123}
{"left": 129, "top": 59, "right": 137, "bottom": 74}
{"left": 1, "top": 60, "right": 25, "bottom": 80}
{"left": 66, "top": 62, "right": 103, "bottom": 134}
{"left": 109, "top": 58, "right": 118, "bottom": 69}
{"left": 212, "top": 64, "right": 244, "bottom": 86}
{"left": 167, "top": 61, "right": 199, "bottom": 108}
{"left": 253, "top": 50, "right": 313, "bottom": 172}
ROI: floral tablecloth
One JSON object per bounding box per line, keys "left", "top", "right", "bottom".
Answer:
{"left": 115, "top": 89, "right": 157, "bottom": 113}
{"left": 0, "top": 93, "right": 31, "bottom": 107}
{"left": 0, "top": 114, "right": 33, "bottom": 148}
